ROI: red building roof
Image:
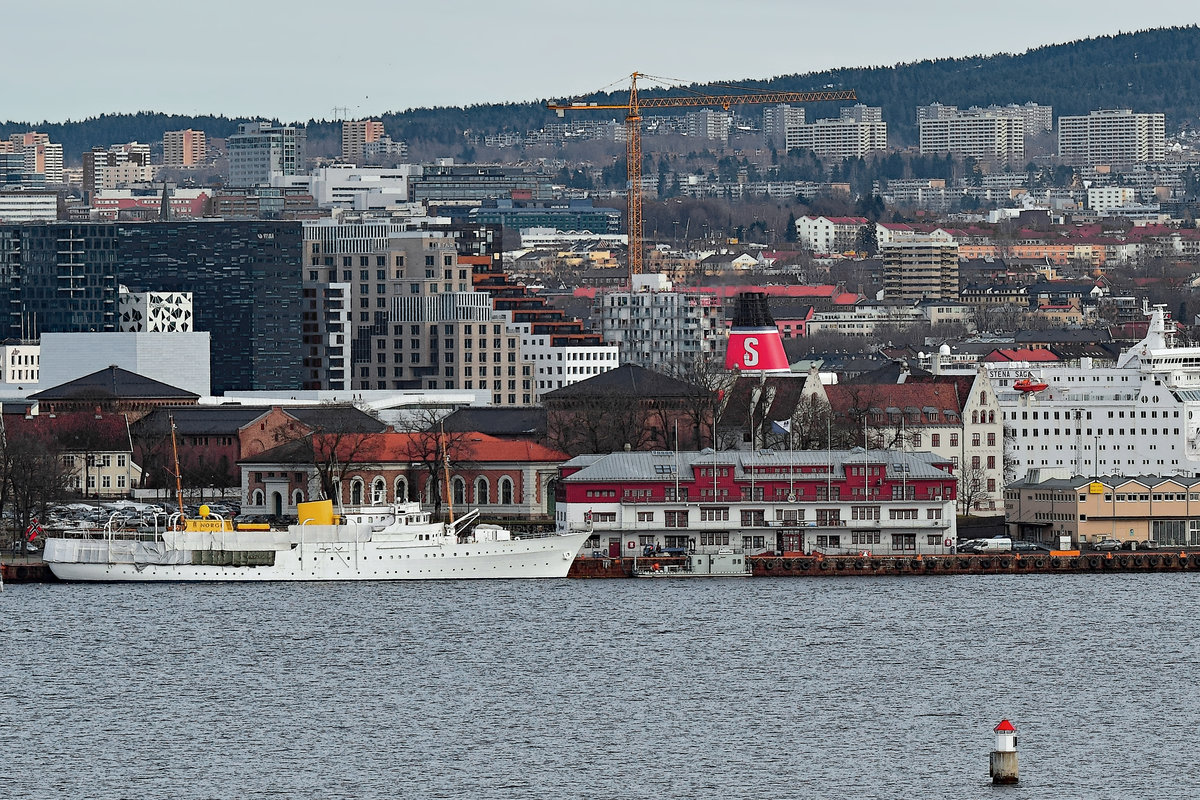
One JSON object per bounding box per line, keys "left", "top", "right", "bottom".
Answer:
{"left": 981, "top": 348, "right": 1059, "bottom": 363}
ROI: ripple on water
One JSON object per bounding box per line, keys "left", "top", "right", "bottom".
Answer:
{"left": 1, "top": 574, "right": 1198, "bottom": 799}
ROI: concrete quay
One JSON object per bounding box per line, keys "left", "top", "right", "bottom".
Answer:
{"left": 568, "top": 550, "right": 1200, "bottom": 578}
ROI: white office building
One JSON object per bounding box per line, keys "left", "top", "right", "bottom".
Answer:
{"left": 506, "top": 315, "right": 619, "bottom": 399}
{"left": 0, "top": 191, "right": 57, "bottom": 223}
{"left": 275, "top": 164, "right": 422, "bottom": 208}
{"left": 227, "top": 122, "right": 307, "bottom": 186}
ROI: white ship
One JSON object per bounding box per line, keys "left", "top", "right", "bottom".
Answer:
{"left": 989, "top": 304, "right": 1200, "bottom": 481}
{"left": 43, "top": 499, "right": 589, "bottom": 582}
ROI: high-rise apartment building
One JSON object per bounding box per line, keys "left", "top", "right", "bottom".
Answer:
{"left": 762, "top": 105, "right": 805, "bottom": 144}
{"left": 341, "top": 120, "right": 385, "bottom": 163}
{"left": 918, "top": 102, "right": 1052, "bottom": 136}
{"left": 5, "top": 133, "right": 63, "bottom": 185}
{"left": 163, "top": 129, "right": 208, "bottom": 168}
{"left": 919, "top": 112, "right": 1025, "bottom": 165}
{"left": 881, "top": 238, "right": 959, "bottom": 302}
{"left": 785, "top": 105, "right": 887, "bottom": 159}
{"left": 0, "top": 221, "right": 305, "bottom": 392}
{"left": 592, "top": 274, "right": 725, "bottom": 371}
{"left": 687, "top": 110, "right": 733, "bottom": 144}
{"left": 83, "top": 143, "right": 153, "bottom": 198}
{"left": 227, "top": 122, "right": 307, "bottom": 186}
{"left": 1058, "top": 109, "right": 1166, "bottom": 168}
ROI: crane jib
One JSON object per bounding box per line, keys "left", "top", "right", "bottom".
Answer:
{"left": 547, "top": 80, "right": 857, "bottom": 279}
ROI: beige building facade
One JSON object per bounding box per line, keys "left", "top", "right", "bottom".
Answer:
{"left": 1005, "top": 475, "right": 1200, "bottom": 547}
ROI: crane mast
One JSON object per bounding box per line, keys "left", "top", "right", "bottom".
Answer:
{"left": 549, "top": 72, "right": 856, "bottom": 283}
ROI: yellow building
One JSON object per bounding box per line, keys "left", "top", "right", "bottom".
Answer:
{"left": 1005, "top": 475, "right": 1200, "bottom": 548}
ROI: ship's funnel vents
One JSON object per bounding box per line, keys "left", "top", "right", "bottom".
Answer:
{"left": 733, "top": 292, "right": 776, "bottom": 327}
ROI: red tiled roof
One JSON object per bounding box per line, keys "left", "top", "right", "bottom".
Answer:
{"left": 823, "top": 383, "right": 965, "bottom": 422}
{"left": 304, "top": 431, "right": 567, "bottom": 465}
{"left": 981, "top": 348, "right": 1059, "bottom": 362}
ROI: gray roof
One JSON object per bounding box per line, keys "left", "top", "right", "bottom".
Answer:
{"left": 132, "top": 404, "right": 386, "bottom": 436}
{"left": 543, "top": 364, "right": 700, "bottom": 399}
{"left": 562, "top": 447, "right": 951, "bottom": 483}
{"left": 31, "top": 365, "right": 198, "bottom": 401}
{"left": 441, "top": 407, "right": 546, "bottom": 436}
{"left": 1015, "top": 329, "right": 1112, "bottom": 344}
{"left": 1007, "top": 474, "right": 1200, "bottom": 490}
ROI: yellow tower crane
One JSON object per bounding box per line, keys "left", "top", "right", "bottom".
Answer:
{"left": 548, "top": 72, "right": 856, "bottom": 279}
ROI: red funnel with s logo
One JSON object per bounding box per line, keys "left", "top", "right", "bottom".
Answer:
{"left": 725, "top": 292, "right": 791, "bottom": 373}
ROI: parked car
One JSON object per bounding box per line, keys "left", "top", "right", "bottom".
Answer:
{"left": 957, "top": 539, "right": 986, "bottom": 553}
{"left": 1121, "top": 539, "right": 1157, "bottom": 550}
{"left": 1011, "top": 540, "right": 1052, "bottom": 553}
{"left": 1092, "top": 538, "right": 1123, "bottom": 551}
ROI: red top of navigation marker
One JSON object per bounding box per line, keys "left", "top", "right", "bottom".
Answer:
{"left": 724, "top": 292, "right": 791, "bottom": 374}
{"left": 994, "top": 719, "right": 1016, "bottom": 732}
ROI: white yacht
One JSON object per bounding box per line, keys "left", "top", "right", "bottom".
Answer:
{"left": 43, "top": 500, "right": 589, "bottom": 582}
{"left": 989, "top": 305, "right": 1200, "bottom": 481}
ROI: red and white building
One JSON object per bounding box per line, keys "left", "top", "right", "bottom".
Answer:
{"left": 556, "top": 449, "right": 958, "bottom": 557}
{"left": 239, "top": 431, "right": 567, "bottom": 520}
{"left": 91, "top": 188, "right": 210, "bottom": 220}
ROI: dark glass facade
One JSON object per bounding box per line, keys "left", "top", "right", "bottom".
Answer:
{"left": 0, "top": 221, "right": 305, "bottom": 393}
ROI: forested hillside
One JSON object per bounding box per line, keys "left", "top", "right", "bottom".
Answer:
{"left": 4, "top": 26, "right": 1198, "bottom": 162}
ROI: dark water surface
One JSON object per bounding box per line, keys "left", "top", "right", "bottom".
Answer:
{"left": 2, "top": 574, "right": 1198, "bottom": 799}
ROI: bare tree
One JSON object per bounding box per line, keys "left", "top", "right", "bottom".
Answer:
{"left": 547, "top": 391, "right": 657, "bottom": 456}
{"left": 957, "top": 464, "right": 989, "bottom": 516}
{"left": 267, "top": 405, "right": 386, "bottom": 503}
{"left": 390, "top": 409, "right": 476, "bottom": 517}
{"left": 657, "top": 352, "right": 731, "bottom": 449}
{"left": 1, "top": 429, "right": 70, "bottom": 549}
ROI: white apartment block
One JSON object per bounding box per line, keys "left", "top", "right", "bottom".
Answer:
{"left": 920, "top": 113, "right": 1025, "bottom": 164}
{"left": 786, "top": 106, "right": 886, "bottom": 159}
{"left": 118, "top": 288, "right": 193, "bottom": 333}
{"left": 62, "top": 450, "right": 142, "bottom": 498}
{"left": 795, "top": 215, "right": 870, "bottom": 254}
{"left": 687, "top": 110, "right": 732, "bottom": 144}
{"left": 1087, "top": 186, "right": 1138, "bottom": 212}
{"left": 362, "top": 136, "right": 408, "bottom": 160}
{"left": 1058, "top": 109, "right": 1166, "bottom": 168}
{"left": 762, "top": 104, "right": 805, "bottom": 142}
{"left": 592, "top": 274, "right": 725, "bottom": 371}
{"left": 916, "top": 103, "right": 960, "bottom": 122}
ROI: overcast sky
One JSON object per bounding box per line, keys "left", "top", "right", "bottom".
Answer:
{"left": 2, "top": 1, "right": 1196, "bottom": 123}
